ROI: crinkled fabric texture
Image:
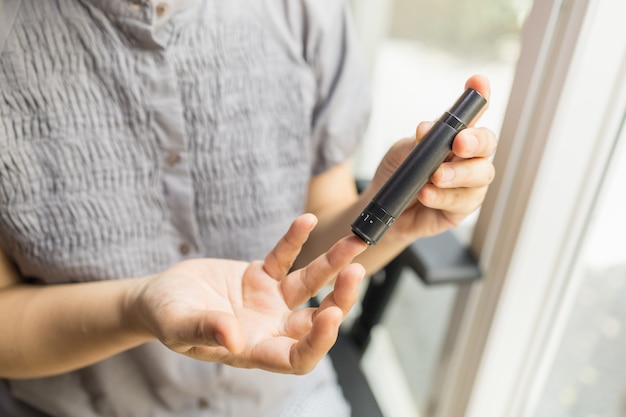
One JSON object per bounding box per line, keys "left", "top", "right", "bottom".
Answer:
{"left": 0, "top": 0, "right": 370, "bottom": 416}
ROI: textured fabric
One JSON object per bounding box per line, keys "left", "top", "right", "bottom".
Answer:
{"left": 0, "top": 0, "right": 370, "bottom": 416}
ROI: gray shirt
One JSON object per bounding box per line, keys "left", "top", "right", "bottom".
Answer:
{"left": 0, "top": 0, "right": 371, "bottom": 416}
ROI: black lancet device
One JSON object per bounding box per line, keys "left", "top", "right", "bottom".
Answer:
{"left": 351, "top": 88, "right": 487, "bottom": 245}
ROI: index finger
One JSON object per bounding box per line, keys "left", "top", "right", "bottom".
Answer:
{"left": 263, "top": 213, "right": 318, "bottom": 280}
{"left": 280, "top": 235, "right": 367, "bottom": 309}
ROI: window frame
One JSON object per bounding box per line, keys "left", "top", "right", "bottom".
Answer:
{"left": 428, "top": 0, "right": 626, "bottom": 416}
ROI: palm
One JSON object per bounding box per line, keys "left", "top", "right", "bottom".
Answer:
{"left": 136, "top": 214, "right": 367, "bottom": 374}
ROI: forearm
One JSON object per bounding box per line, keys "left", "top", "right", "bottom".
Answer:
{"left": 0, "top": 277, "right": 155, "bottom": 379}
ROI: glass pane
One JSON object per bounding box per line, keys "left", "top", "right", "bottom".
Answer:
{"left": 352, "top": 0, "right": 533, "bottom": 182}
{"left": 533, "top": 119, "right": 626, "bottom": 417}
{"left": 350, "top": 0, "right": 534, "bottom": 415}
{"left": 383, "top": 270, "right": 457, "bottom": 410}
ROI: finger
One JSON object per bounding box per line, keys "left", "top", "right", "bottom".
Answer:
{"left": 431, "top": 157, "right": 496, "bottom": 189}
{"left": 167, "top": 310, "right": 244, "bottom": 355}
{"left": 263, "top": 213, "right": 318, "bottom": 280}
{"left": 280, "top": 235, "right": 367, "bottom": 309}
{"left": 465, "top": 74, "right": 491, "bottom": 101}
{"left": 415, "top": 121, "right": 434, "bottom": 142}
{"left": 316, "top": 263, "right": 366, "bottom": 317}
{"left": 417, "top": 75, "right": 491, "bottom": 140}
{"left": 464, "top": 74, "right": 491, "bottom": 124}
{"left": 452, "top": 127, "right": 498, "bottom": 159}
{"left": 282, "top": 307, "right": 316, "bottom": 339}
{"left": 418, "top": 184, "right": 490, "bottom": 214}
{"left": 416, "top": 121, "right": 455, "bottom": 165}
{"left": 289, "top": 307, "right": 343, "bottom": 375}
{"left": 282, "top": 264, "right": 364, "bottom": 339}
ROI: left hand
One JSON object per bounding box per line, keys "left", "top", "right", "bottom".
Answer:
{"left": 368, "top": 74, "right": 498, "bottom": 242}
{"left": 131, "top": 214, "right": 367, "bottom": 375}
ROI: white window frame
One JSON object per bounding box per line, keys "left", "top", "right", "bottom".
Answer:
{"left": 428, "top": 0, "right": 626, "bottom": 416}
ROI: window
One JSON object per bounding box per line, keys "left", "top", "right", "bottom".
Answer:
{"left": 349, "top": 0, "right": 626, "bottom": 416}
{"left": 349, "top": 0, "right": 532, "bottom": 415}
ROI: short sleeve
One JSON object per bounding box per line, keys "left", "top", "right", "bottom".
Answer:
{"left": 302, "top": 0, "right": 372, "bottom": 175}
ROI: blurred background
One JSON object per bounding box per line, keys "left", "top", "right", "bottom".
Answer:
{"left": 345, "top": 0, "right": 626, "bottom": 416}
{"left": 349, "top": 0, "right": 530, "bottom": 181}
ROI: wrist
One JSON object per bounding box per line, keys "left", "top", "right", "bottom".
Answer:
{"left": 119, "top": 276, "right": 157, "bottom": 343}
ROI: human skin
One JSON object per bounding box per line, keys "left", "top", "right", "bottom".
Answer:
{"left": 0, "top": 74, "right": 496, "bottom": 379}
{"left": 299, "top": 74, "right": 497, "bottom": 273}
{"left": 0, "top": 215, "right": 367, "bottom": 378}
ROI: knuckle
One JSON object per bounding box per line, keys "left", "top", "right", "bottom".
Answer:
{"left": 419, "top": 185, "right": 438, "bottom": 206}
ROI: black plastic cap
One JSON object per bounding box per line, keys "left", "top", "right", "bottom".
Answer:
{"left": 351, "top": 201, "right": 395, "bottom": 245}
{"left": 448, "top": 88, "right": 487, "bottom": 127}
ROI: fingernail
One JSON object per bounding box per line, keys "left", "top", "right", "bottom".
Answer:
{"left": 440, "top": 166, "right": 455, "bottom": 183}
{"left": 466, "top": 134, "right": 478, "bottom": 154}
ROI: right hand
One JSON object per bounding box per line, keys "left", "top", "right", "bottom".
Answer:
{"left": 365, "top": 74, "right": 497, "bottom": 242}
{"left": 130, "top": 214, "right": 367, "bottom": 375}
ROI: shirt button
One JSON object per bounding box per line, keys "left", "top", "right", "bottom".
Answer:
{"left": 156, "top": 2, "right": 169, "bottom": 17}
{"left": 179, "top": 243, "right": 191, "bottom": 256}
{"left": 165, "top": 151, "right": 181, "bottom": 167}
{"left": 197, "top": 398, "right": 210, "bottom": 409}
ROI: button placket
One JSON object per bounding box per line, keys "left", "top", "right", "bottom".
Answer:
{"left": 179, "top": 242, "right": 191, "bottom": 256}
{"left": 165, "top": 151, "right": 181, "bottom": 167}
{"left": 155, "top": 2, "right": 169, "bottom": 17}
{"left": 139, "top": 54, "right": 201, "bottom": 258}
{"left": 197, "top": 398, "right": 209, "bottom": 409}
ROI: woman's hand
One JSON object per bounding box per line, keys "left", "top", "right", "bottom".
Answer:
{"left": 368, "top": 74, "right": 498, "bottom": 242}
{"left": 131, "top": 214, "right": 367, "bottom": 375}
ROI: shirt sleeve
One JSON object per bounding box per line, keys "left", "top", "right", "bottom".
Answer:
{"left": 301, "top": 0, "right": 372, "bottom": 175}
